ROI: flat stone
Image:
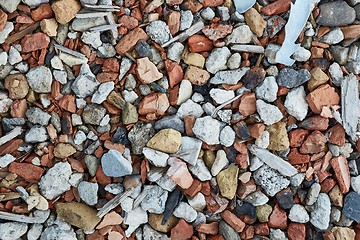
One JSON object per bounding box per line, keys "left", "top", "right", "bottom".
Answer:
{"left": 310, "top": 193, "right": 331, "bottom": 230}
{"left": 56, "top": 202, "right": 101, "bottom": 231}
{"left": 25, "top": 126, "right": 48, "bottom": 143}
{"left": 154, "top": 115, "right": 185, "bottom": 133}
{"left": 146, "top": 128, "right": 182, "bottom": 154}
{"left": 173, "top": 202, "right": 197, "bottom": 222}
{"left": 51, "top": 0, "right": 81, "bottom": 24}
{"left": 167, "top": 157, "right": 194, "bottom": 189}
{"left": 176, "top": 136, "right": 202, "bottom": 166}
{"left": 21, "top": 32, "right": 50, "bottom": 52}
{"left": 26, "top": 66, "right": 52, "bottom": 93}
{"left": 188, "top": 158, "right": 212, "bottom": 181}
{"left": 39, "top": 162, "right": 72, "bottom": 200}
{"left": 142, "top": 147, "right": 169, "bottom": 167}
{"left": 71, "top": 64, "right": 100, "bottom": 98}
{"left": 277, "top": 68, "right": 311, "bottom": 88}
{"left": 256, "top": 204, "right": 272, "bottom": 223}
{"left": 256, "top": 99, "right": 283, "bottom": 126}
{"left": 317, "top": 1, "right": 356, "bottom": 27}
{"left": 78, "top": 181, "right": 98, "bottom": 206}
{"left": 306, "top": 84, "right": 340, "bottom": 114}
{"left": 101, "top": 149, "right": 132, "bottom": 177}
{"left": 255, "top": 76, "right": 278, "bottom": 102}
{"left": 192, "top": 116, "right": 222, "bottom": 145}
{"left": 0, "top": 222, "right": 28, "bottom": 240}
{"left": 91, "top": 81, "right": 114, "bottom": 104}
{"left": 205, "top": 47, "right": 231, "bottom": 74}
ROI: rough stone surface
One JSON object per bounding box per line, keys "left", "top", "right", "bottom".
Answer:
{"left": 310, "top": 193, "right": 331, "bottom": 230}
{"left": 253, "top": 165, "right": 290, "bottom": 197}
{"left": 192, "top": 116, "right": 222, "bottom": 145}
{"left": 317, "top": 1, "right": 356, "bottom": 27}
{"left": 0, "top": 222, "right": 28, "bottom": 240}
{"left": 26, "top": 66, "right": 53, "bottom": 93}
{"left": 101, "top": 149, "right": 133, "bottom": 177}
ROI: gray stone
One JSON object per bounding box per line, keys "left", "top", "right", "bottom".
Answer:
{"left": 330, "top": 45, "right": 349, "bottom": 65}
{"left": 217, "top": 6, "right": 230, "bottom": 21}
{"left": 72, "top": 17, "right": 107, "bottom": 32}
{"left": 255, "top": 76, "right": 278, "bottom": 102}
{"left": 176, "top": 99, "right": 204, "bottom": 119}
{"left": 227, "top": 53, "right": 241, "bottom": 70}
{"left": 154, "top": 115, "right": 185, "bottom": 133}
{"left": 58, "top": 52, "right": 88, "bottom": 67}
{"left": 91, "top": 81, "right": 114, "bottom": 104}
{"left": 40, "top": 225, "right": 77, "bottom": 240}
{"left": 351, "top": 176, "right": 360, "bottom": 195}
{"left": 209, "top": 67, "right": 249, "bottom": 85}
{"left": 26, "top": 107, "right": 51, "bottom": 126}
{"left": 128, "top": 122, "right": 155, "bottom": 155}
{"left": 78, "top": 181, "right": 98, "bottom": 206}
{"left": 269, "top": 229, "right": 286, "bottom": 240}
{"left": 265, "top": 44, "right": 281, "bottom": 64}
{"left": 25, "top": 126, "right": 48, "bottom": 143}
{"left": 27, "top": 224, "right": 43, "bottom": 240}
{"left": 329, "top": 62, "right": 343, "bottom": 86}
{"left": 173, "top": 202, "right": 197, "bottom": 222}
{"left": 310, "top": 193, "right": 331, "bottom": 230}
{"left": 209, "top": 89, "right": 235, "bottom": 104}
{"left": 253, "top": 165, "right": 290, "bottom": 197}
{"left": 256, "top": 100, "right": 283, "bottom": 126}
{"left": 53, "top": 70, "right": 67, "bottom": 84}
{"left": 277, "top": 68, "right": 311, "bottom": 88}
{"left": 192, "top": 116, "right": 222, "bottom": 145}
{"left": 143, "top": 224, "right": 170, "bottom": 240}
{"left": 82, "top": 104, "right": 106, "bottom": 125}
{"left": 97, "top": 43, "right": 116, "bottom": 58}
{"left": 180, "top": 10, "right": 193, "bottom": 31}
{"left": 39, "top": 162, "right": 72, "bottom": 200}
{"left": 292, "top": 46, "right": 311, "bottom": 62}
{"left": 188, "top": 193, "right": 206, "bottom": 211}
{"left": 201, "top": 7, "right": 215, "bottom": 21}
{"left": 167, "top": 42, "right": 184, "bottom": 63}
{"left": 220, "top": 126, "right": 236, "bottom": 147}
{"left": 8, "top": 46, "right": 22, "bottom": 65}
{"left": 0, "top": 52, "right": 7, "bottom": 66}
{"left": 244, "top": 191, "right": 269, "bottom": 206}
{"left": 225, "top": 25, "right": 253, "bottom": 45}
{"left": 343, "top": 191, "right": 360, "bottom": 222}
{"left": 84, "top": 155, "right": 99, "bottom": 177}
{"left": 0, "top": 0, "right": 21, "bottom": 13}
{"left": 0, "top": 154, "right": 16, "bottom": 168}
{"left": 189, "top": 158, "right": 212, "bottom": 181}
{"left": 206, "top": 47, "right": 231, "bottom": 74}
{"left": 22, "top": 0, "right": 49, "bottom": 7}
{"left": 26, "top": 66, "right": 53, "bottom": 93}
{"left": 146, "top": 21, "right": 171, "bottom": 45}
{"left": 141, "top": 185, "right": 168, "bottom": 214}
{"left": 0, "top": 222, "right": 28, "bottom": 240}
{"left": 319, "top": 27, "right": 344, "bottom": 44}
{"left": 142, "top": 147, "right": 169, "bottom": 167}
{"left": 0, "top": 23, "right": 13, "bottom": 44}
{"left": 317, "top": 1, "right": 356, "bottom": 27}
{"left": 306, "top": 182, "right": 321, "bottom": 206}
{"left": 284, "top": 86, "right": 308, "bottom": 121}
{"left": 219, "top": 221, "right": 240, "bottom": 240}
{"left": 2, "top": 117, "right": 25, "bottom": 132}
{"left": 346, "top": 47, "right": 360, "bottom": 74}
{"left": 101, "top": 149, "right": 132, "bottom": 177}
{"left": 289, "top": 204, "right": 310, "bottom": 223}
{"left": 176, "top": 136, "right": 202, "bottom": 166}
{"left": 290, "top": 173, "right": 305, "bottom": 187}
{"left": 71, "top": 64, "right": 100, "bottom": 98}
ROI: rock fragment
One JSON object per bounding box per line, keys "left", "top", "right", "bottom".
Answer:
{"left": 26, "top": 66, "right": 53, "bottom": 93}
{"left": 51, "top": 0, "right": 81, "bottom": 24}
{"left": 101, "top": 149, "right": 133, "bottom": 177}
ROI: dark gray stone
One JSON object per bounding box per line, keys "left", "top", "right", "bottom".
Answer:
{"left": 219, "top": 221, "right": 240, "bottom": 240}
{"left": 277, "top": 68, "right": 311, "bottom": 88}
{"left": 276, "top": 188, "right": 294, "bottom": 210}
{"left": 128, "top": 122, "right": 155, "bottom": 155}
{"left": 154, "top": 115, "right": 185, "bottom": 133}
{"left": 2, "top": 118, "right": 25, "bottom": 132}
{"left": 135, "top": 40, "right": 152, "bottom": 58}
{"left": 317, "top": 1, "right": 356, "bottom": 27}
{"left": 343, "top": 191, "right": 360, "bottom": 222}
{"left": 101, "top": 149, "right": 133, "bottom": 177}
{"left": 112, "top": 127, "right": 130, "bottom": 145}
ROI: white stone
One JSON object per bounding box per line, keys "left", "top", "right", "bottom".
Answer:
{"left": 26, "top": 66, "right": 53, "bottom": 93}
{"left": 69, "top": 173, "right": 83, "bottom": 187}
{"left": 202, "top": 102, "right": 216, "bottom": 116}
{"left": 146, "top": 20, "right": 171, "bottom": 45}
{"left": 140, "top": 185, "right": 168, "bottom": 214}
{"left": 180, "top": 10, "right": 193, "bottom": 31}
{"left": 0, "top": 22, "right": 14, "bottom": 44}
{"left": 0, "top": 52, "right": 8, "bottom": 66}
{"left": 0, "top": 92, "right": 12, "bottom": 113}
{"left": 78, "top": 181, "right": 98, "bottom": 206}
{"left": 211, "top": 150, "right": 229, "bottom": 176}
{"left": 209, "top": 67, "right": 249, "bottom": 85}
{"left": 176, "top": 136, "right": 202, "bottom": 166}
{"left": 72, "top": 64, "right": 100, "bottom": 98}
{"left": 0, "top": 222, "right": 28, "bottom": 240}
{"left": 173, "top": 202, "right": 197, "bottom": 222}
{"left": 329, "top": 62, "right": 343, "bottom": 86}
{"left": 225, "top": 25, "right": 253, "bottom": 44}
{"left": 0, "top": 0, "right": 21, "bottom": 13}
{"left": 0, "top": 154, "right": 16, "bottom": 168}
{"left": 227, "top": 53, "right": 241, "bottom": 70}
{"left": 53, "top": 70, "right": 67, "bottom": 84}
{"left": 310, "top": 193, "right": 331, "bottom": 230}
{"left": 39, "top": 162, "right": 72, "bottom": 200}
{"left": 249, "top": 156, "right": 264, "bottom": 172}
{"left": 188, "top": 193, "right": 206, "bottom": 211}
{"left": 189, "top": 158, "right": 212, "bottom": 181}
{"left": 167, "top": 42, "right": 184, "bottom": 63}
{"left": 59, "top": 52, "right": 88, "bottom": 67}
{"left": 209, "top": 89, "right": 235, "bottom": 104}
{"left": 81, "top": 31, "right": 102, "bottom": 49}
{"left": 284, "top": 86, "right": 308, "bottom": 121}
{"left": 255, "top": 130, "right": 269, "bottom": 148}
{"left": 177, "top": 80, "right": 193, "bottom": 105}
{"left": 256, "top": 100, "right": 283, "bottom": 126}
{"left": 255, "top": 76, "right": 278, "bottom": 102}
{"left": 320, "top": 28, "right": 344, "bottom": 45}
{"left": 8, "top": 46, "right": 22, "bottom": 65}
{"left": 27, "top": 224, "right": 43, "bottom": 240}
{"left": 192, "top": 116, "right": 222, "bottom": 145}
{"left": 219, "top": 126, "right": 235, "bottom": 147}
{"left": 289, "top": 204, "right": 310, "bottom": 223}
{"left": 177, "top": 99, "right": 204, "bottom": 119}
{"left": 293, "top": 46, "right": 311, "bottom": 62}
{"left": 351, "top": 176, "right": 360, "bottom": 195}
{"left": 156, "top": 175, "right": 177, "bottom": 192}
{"left": 201, "top": 7, "right": 215, "bottom": 20}
{"left": 122, "top": 90, "right": 138, "bottom": 103}
{"left": 244, "top": 191, "right": 269, "bottom": 206}
{"left": 91, "top": 81, "right": 114, "bottom": 104}
{"left": 206, "top": 47, "right": 231, "bottom": 74}
{"left": 51, "top": 56, "right": 64, "bottom": 70}
{"left": 121, "top": 196, "right": 134, "bottom": 212}
{"left": 142, "top": 147, "right": 169, "bottom": 167}
{"left": 25, "top": 126, "right": 48, "bottom": 143}
{"left": 74, "top": 130, "right": 87, "bottom": 145}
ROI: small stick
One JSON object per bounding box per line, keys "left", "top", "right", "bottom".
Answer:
{"left": 84, "top": 4, "right": 120, "bottom": 12}
{"left": 0, "top": 127, "right": 23, "bottom": 146}
{"left": 211, "top": 95, "right": 242, "bottom": 118}
{"left": 230, "top": 44, "right": 265, "bottom": 53}
{"left": 97, "top": 188, "right": 134, "bottom": 218}
{"left": 53, "top": 43, "right": 87, "bottom": 59}
{"left": 161, "top": 21, "right": 205, "bottom": 48}
{"left": 0, "top": 211, "right": 46, "bottom": 224}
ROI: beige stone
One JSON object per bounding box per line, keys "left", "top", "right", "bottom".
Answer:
{"left": 203, "top": 150, "right": 216, "bottom": 168}
{"left": 56, "top": 202, "right": 101, "bottom": 231}
{"left": 51, "top": 0, "right": 81, "bottom": 25}
{"left": 4, "top": 74, "right": 29, "bottom": 100}
{"left": 96, "top": 211, "right": 123, "bottom": 229}
{"left": 149, "top": 213, "right": 178, "bottom": 233}
{"left": 183, "top": 53, "right": 205, "bottom": 68}
{"left": 146, "top": 129, "right": 182, "bottom": 153}
{"left": 256, "top": 204, "right": 273, "bottom": 223}
{"left": 266, "top": 122, "right": 290, "bottom": 151}
{"left": 217, "top": 165, "right": 239, "bottom": 199}
{"left": 329, "top": 185, "right": 343, "bottom": 207}
{"left": 331, "top": 226, "right": 355, "bottom": 240}
{"left": 308, "top": 67, "right": 329, "bottom": 91}
{"left": 40, "top": 18, "right": 58, "bottom": 37}
{"left": 54, "top": 143, "right": 76, "bottom": 158}
{"left": 136, "top": 57, "right": 163, "bottom": 84}
{"left": 244, "top": 8, "right": 267, "bottom": 37}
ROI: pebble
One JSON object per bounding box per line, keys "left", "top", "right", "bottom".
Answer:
{"left": 244, "top": 191, "right": 269, "bottom": 206}
{"left": 277, "top": 68, "right": 311, "bottom": 88}
{"left": 141, "top": 185, "right": 168, "bottom": 214}
{"left": 167, "top": 42, "right": 184, "bottom": 63}
{"left": 176, "top": 136, "right": 202, "bottom": 166}
{"left": 180, "top": 10, "right": 193, "bottom": 31}
{"left": 4, "top": 73, "right": 29, "bottom": 99}
{"left": 209, "top": 67, "right": 249, "bottom": 85}
{"left": 331, "top": 45, "right": 349, "bottom": 65}
{"left": 284, "top": 86, "right": 309, "bottom": 121}
{"left": 142, "top": 147, "right": 169, "bottom": 167}
{"left": 39, "top": 162, "right": 72, "bottom": 200}
{"left": 227, "top": 53, "right": 241, "bottom": 70}
{"left": 26, "top": 107, "right": 51, "bottom": 126}
{"left": 310, "top": 193, "right": 331, "bottom": 230}
{"left": 255, "top": 76, "right": 278, "bottom": 102}
{"left": 177, "top": 99, "right": 204, "bottom": 119}
{"left": 146, "top": 20, "right": 171, "bottom": 45}
{"left": 154, "top": 115, "right": 185, "bottom": 133}
{"left": 209, "top": 89, "right": 235, "bottom": 104}
{"left": 219, "top": 221, "right": 240, "bottom": 240}
{"left": 82, "top": 104, "right": 106, "bottom": 125}
{"left": 253, "top": 165, "right": 290, "bottom": 197}
{"left": 91, "top": 82, "right": 114, "bottom": 104}
{"left": 192, "top": 116, "right": 222, "bottom": 145}
{"left": 0, "top": 154, "right": 16, "bottom": 168}
{"left": 188, "top": 193, "right": 206, "bottom": 211}
{"left": 188, "top": 158, "right": 212, "bottom": 181}
{"left": 177, "top": 80, "right": 193, "bottom": 105}
{"left": 146, "top": 128, "right": 182, "bottom": 154}
{"left": 256, "top": 100, "right": 283, "bottom": 126}
{"left": 217, "top": 165, "right": 239, "bottom": 199}
{"left": 329, "top": 62, "right": 343, "bottom": 86}
{"left": 225, "top": 25, "right": 253, "bottom": 44}
{"left": 8, "top": 46, "right": 22, "bottom": 65}
{"left": 26, "top": 66, "right": 53, "bottom": 93}
{"left": 78, "top": 181, "right": 98, "bottom": 206}
{"left": 343, "top": 191, "right": 360, "bottom": 222}
{"left": 101, "top": 149, "right": 133, "bottom": 177}
{"left": 351, "top": 176, "right": 360, "bottom": 195}
{"left": 288, "top": 204, "right": 310, "bottom": 223}
{"left": 292, "top": 46, "right": 311, "bottom": 62}
{"left": 0, "top": 1, "right": 21, "bottom": 13}
{"left": 173, "top": 202, "right": 197, "bottom": 222}
{"left": 0, "top": 222, "right": 28, "bottom": 240}
{"left": 27, "top": 224, "right": 43, "bottom": 240}
{"left": 269, "top": 229, "right": 286, "bottom": 240}
{"left": 211, "top": 150, "right": 229, "bottom": 176}
{"left": 219, "top": 126, "right": 236, "bottom": 147}
{"left": 201, "top": 7, "right": 215, "bottom": 20}
{"left": 317, "top": 1, "right": 356, "bottom": 27}
{"left": 0, "top": 22, "right": 14, "bottom": 44}
{"left": 205, "top": 47, "right": 231, "bottom": 74}
{"left": 25, "top": 126, "right": 48, "bottom": 143}
{"left": 53, "top": 70, "right": 67, "bottom": 84}
{"left": 59, "top": 52, "right": 88, "bottom": 67}
{"left": 319, "top": 27, "right": 344, "bottom": 44}
{"left": 71, "top": 64, "right": 100, "bottom": 98}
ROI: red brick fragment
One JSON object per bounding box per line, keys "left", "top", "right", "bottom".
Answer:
{"left": 239, "top": 93, "right": 256, "bottom": 117}
{"left": 268, "top": 204, "right": 287, "bottom": 230}
{"left": 171, "top": 219, "right": 193, "bottom": 240}
{"left": 165, "top": 59, "right": 183, "bottom": 88}
{"left": 261, "top": 0, "right": 291, "bottom": 15}
{"left": 300, "top": 130, "right": 325, "bottom": 154}
{"left": 330, "top": 155, "right": 350, "bottom": 194}
{"left": 203, "top": 0, "right": 224, "bottom": 7}
{"left": 221, "top": 210, "right": 245, "bottom": 232}
{"left": 255, "top": 223, "right": 269, "bottom": 236}
{"left": 299, "top": 115, "right": 329, "bottom": 131}
{"left": 240, "top": 225, "right": 254, "bottom": 239}
{"left": 188, "top": 34, "right": 214, "bottom": 53}
{"left": 248, "top": 123, "right": 265, "bottom": 138}
{"left": 21, "top": 33, "right": 50, "bottom": 53}
{"left": 288, "top": 223, "right": 306, "bottom": 240}
{"left": 118, "top": 15, "right": 138, "bottom": 30}
{"left": 115, "top": 28, "right": 149, "bottom": 56}
{"left": 327, "top": 123, "right": 345, "bottom": 146}
{"left": 202, "top": 23, "right": 233, "bottom": 41}
{"left": 0, "top": 139, "right": 23, "bottom": 155}
{"left": 289, "top": 129, "right": 310, "bottom": 147}
{"left": 138, "top": 93, "right": 170, "bottom": 116}
{"left": 288, "top": 148, "right": 310, "bottom": 165}
{"left": 58, "top": 95, "right": 76, "bottom": 113}
{"left": 167, "top": 10, "right": 180, "bottom": 35}
{"left": 196, "top": 222, "right": 219, "bottom": 235}
{"left": 8, "top": 162, "right": 44, "bottom": 181}
{"left": 31, "top": 3, "right": 53, "bottom": 21}
{"left": 306, "top": 84, "right": 340, "bottom": 114}
{"left": 0, "top": 9, "right": 7, "bottom": 32}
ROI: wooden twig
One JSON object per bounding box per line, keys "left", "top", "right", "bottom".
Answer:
{"left": 5, "top": 23, "right": 40, "bottom": 44}
{"left": 0, "top": 211, "right": 46, "bottom": 224}
{"left": 230, "top": 45, "right": 265, "bottom": 53}
{"left": 211, "top": 95, "right": 242, "bottom": 118}
{"left": 161, "top": 21, "right": 205, "bottom": 48}
{"left": 0, "top": 127, "right": 23, "bottom": 146}
{"left": 97, "top": 188, "right": 134, "bottom": 218}
{"left": 83, "top": 4, "right": 120, "bottom": 12}
{"left": 53, "top": 43, "right": 87, "bottom": 59}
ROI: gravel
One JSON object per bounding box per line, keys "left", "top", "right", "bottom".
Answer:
{"left": 26, "top": 66, "right": 53, "bottom": 93}
{"left": 101, "top": 149, "right": 133, "bottom": 177}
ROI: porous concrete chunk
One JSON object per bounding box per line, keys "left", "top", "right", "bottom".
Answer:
{"left": 176, "top": 99, "right": 204, "bottom": 119}
{"left": 205, "top": 47, "right": 231, "bottom": 74}
{"left": 284, "top": 86, "right": 308, "bottom": 121}
{"left": 72, "top": 64, "right": 100, "bottom": 98}
{"left": 26, "top": 107, "right": 51, "bottom": 126}
{"left": 255, "top": 76, "right": 278, "bottom": 102}
{"left": 310, "top": 193, "right": 331, "bottom": 230}
{"left": 192, "top": 116, "right": 222, "bottom": 145}
{"left": 288, "top": 204, "right": 310, "bottom": 223}
{"left": 256, "top": 100, "right": 283, "bottom": 125}
{"left": 39, "top": 162, "right": 72, "bottom": 200}
{"left": 225, "top": 25, "right": 253, "bottom": 44}
{"left": 26, "top": 66, "right": 53, "bottom": 93}
{"left": 101, "top": 149, "right": 133, "bottom": 177}
{"left": 25, "top": 126, "right": 48, "bottom": 143}
{"left": 146, "top": 20, "right": 171, "bottom": 45}
{"left": 78, "top": 181, "right": 98, "bottom": 206}
{"left": 253, "top": 165, "right": 290, "bottom": 197}
{"left": 140, "top": 185, "right": 168, "bottom": 214}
